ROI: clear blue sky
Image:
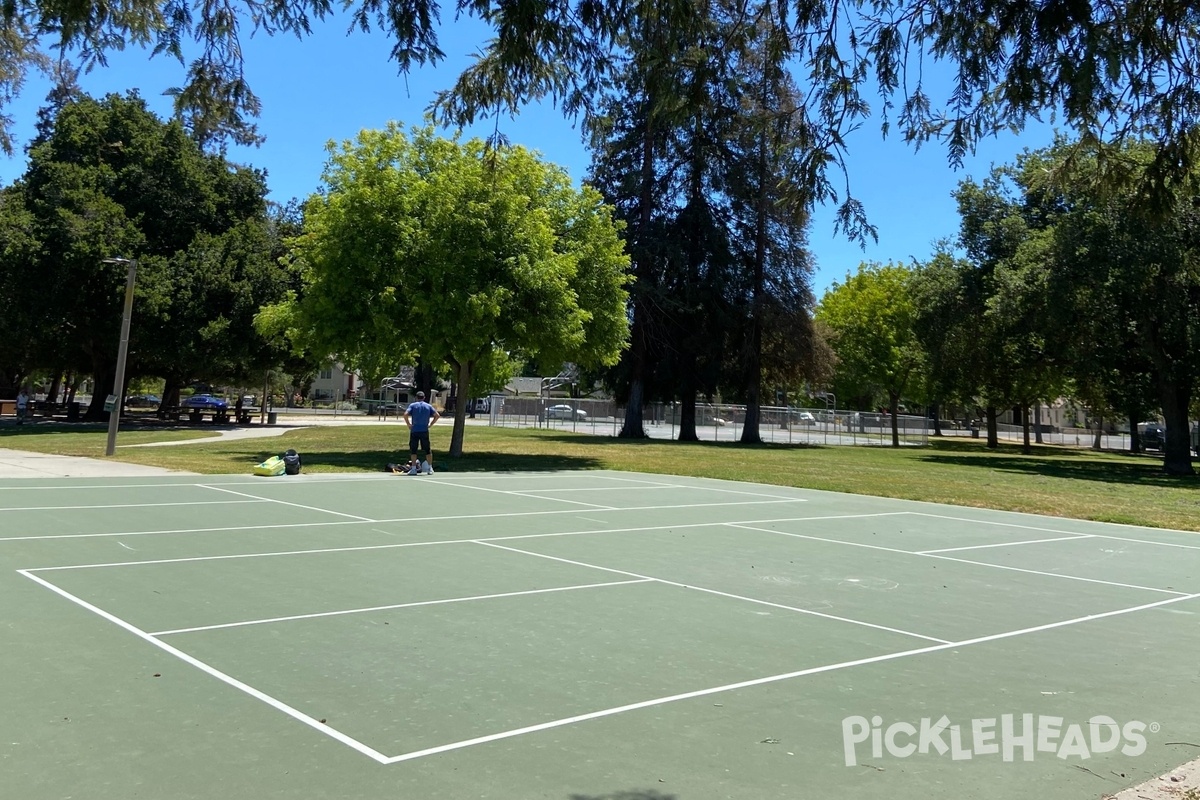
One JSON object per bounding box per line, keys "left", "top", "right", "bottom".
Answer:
{"left": 0, "top": 13, "right": 1058, "bottom": 296}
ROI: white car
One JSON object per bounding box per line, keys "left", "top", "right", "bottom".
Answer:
{"left": 545, "top": 404, "right": 587, "bottom": 420}
{"left": 796, "top": 411, "right": 817, "bottom": 426}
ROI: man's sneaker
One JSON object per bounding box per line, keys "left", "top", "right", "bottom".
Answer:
{"left": 421, "top": 461, "right": 434, "bottom": 475}
{"left": 407, "top": 464, "right": 421, "bottom": 475}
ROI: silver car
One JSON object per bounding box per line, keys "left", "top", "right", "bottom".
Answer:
{"left": 545, "top": 404, "right": 587, "bottom": 420}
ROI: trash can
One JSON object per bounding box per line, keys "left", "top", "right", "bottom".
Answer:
{"left": 969, "top": 421, "right": 980, "bottom": 438}
{"left": 67, "top": 401, "right": 81, "bottom": 421}
{"left": 267, "top": 412, "right": 278, "bottom": 425}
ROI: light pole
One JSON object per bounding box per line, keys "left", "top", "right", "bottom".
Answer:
{"left": 102, "top": 257, "right": 138, "bottom": 456}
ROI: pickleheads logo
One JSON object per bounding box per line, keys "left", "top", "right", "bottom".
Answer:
{"left": 841, "top": 714, "right": 1156, "bottom": 766}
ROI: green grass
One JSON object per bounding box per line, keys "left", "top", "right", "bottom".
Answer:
{"left": 2, "top": 421, "right": 1198, "bottom": 532}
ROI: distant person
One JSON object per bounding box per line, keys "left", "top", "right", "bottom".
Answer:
{"left": 403, "top": 391, "right": 441, "bottom": 474}
{"left": 15, "top": 387, "right": 29, "bottom": 425}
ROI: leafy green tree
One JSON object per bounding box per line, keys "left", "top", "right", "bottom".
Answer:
{"left": 584, "top": 0, "right": 706, "bottom": 439}
{"left": 265, "top": 122, "right": 630, "bottom": 456}
{"left": 1020, "top": 144, "right": 1200, "bottom": 474}
{"left": 0, "top": 183, "right": 42, "bottom": 396}
{"left": 816, "top": 261, "right": 922, "bottom": 446}
{"left": 8, "top": 91, "right": 290, "bottom": 419}
{"left": 3, "top": 2, "right": 1200, "bottom": 229}
{"left": 723, "top": 2, "right": 819, "bottom": 443}
{"left": 947, "top": 142, "right": 1198, "bottom": 473}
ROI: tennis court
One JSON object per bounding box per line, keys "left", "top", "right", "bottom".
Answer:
{"left": 3, "top": 469, "right": 1199, "bottom": 799}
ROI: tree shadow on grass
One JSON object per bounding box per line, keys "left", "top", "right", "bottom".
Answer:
{"left": 0, "top": 421, "right": 107, "bottom": 437}
{"left": 284, "top": 449, "right": 608, "bottom": 474}
{"left": 919, "top": 439, "right": 1198, "bottom": 489}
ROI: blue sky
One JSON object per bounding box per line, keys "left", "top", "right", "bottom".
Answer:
{"left": 0, "top": 12, "right": 1058, "bottom": 295}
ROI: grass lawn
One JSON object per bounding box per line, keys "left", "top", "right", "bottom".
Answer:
{"left": 1, "top": 421, "right": 1197, "bottom": 532}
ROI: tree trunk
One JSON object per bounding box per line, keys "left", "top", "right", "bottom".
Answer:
{"left": 47, "top": 370, "right": 63, "bottom": 404}
{"left": 1158, "top": 378, "right": 1194, "bottom": 475}
{"left": 740, "top": 117, "right": 769, "bottom": 446}
{"left": 889, "top": 391, "right": 900, "bottom": 447}
{"left": 160, "top": 377, "right": 182, "bottom": 419}
{"left": 678, "top": 364, "right": 699, "bottom": 442}
{"left": 1128, "top": 412, "right": 1141, "bottom": 454}
{"left": 1034, "top": 403, "right": 1043, "bottom": 445}
{"left": 84, "top": 356, "right": 114, "bottom": 422}
{"left": 1093, "top": 416, "right": 1103, "bottom": 450}
{"left": 985, "top": 405, "right": 999, "bottom": 449}
{"left": 932, "top": 402, "right": 943, "bottom": 436}
{"left": 620, "top": 373, "right": 647, "bottom": 438}
{"left": 448, "top": 359, "right": 474, "bottom": 458}
{"left": 1021, "top": 405, "right": 1031, "bottom": 454}
{"left": 618, "top": 90, "right": 656, "bottom": 441}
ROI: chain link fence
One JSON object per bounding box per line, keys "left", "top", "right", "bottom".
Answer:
{"left": 482, "top": 398, "right": 931, "bottom": 446}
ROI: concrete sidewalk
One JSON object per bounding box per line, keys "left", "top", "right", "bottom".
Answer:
{"left": 0, "top": 448, "right": 197, "bottom": 479}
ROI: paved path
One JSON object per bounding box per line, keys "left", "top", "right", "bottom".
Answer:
{"left": 0, "top": 448, "right": 198, "bottom": 479}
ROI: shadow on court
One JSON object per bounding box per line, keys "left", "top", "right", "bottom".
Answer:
{"left": 918, "top": 439, "right": 1197, "bottom": 488}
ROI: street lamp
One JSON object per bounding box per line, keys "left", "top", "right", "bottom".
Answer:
{"left": 102, "top": 257, "right": 138, "bottom": 456}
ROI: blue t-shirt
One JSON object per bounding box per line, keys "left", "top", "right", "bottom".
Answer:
{"left": 406, "top": 401, "right": 436, "bottom": 432}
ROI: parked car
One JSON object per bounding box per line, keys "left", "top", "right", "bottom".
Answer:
{"left": 796, "top": 411, "right": 817, "bottom": 426}
{"left": 1138, "top": 421, "right": 1165, "bottom": 451}
{"left": 126, "top": 394, "right": 161, "bottom": 408}
{"left": 545, "top": 404, "right": 587, "bottom": 420}
{"left": 182, "top": 393, "right": 229, "bottom": 410}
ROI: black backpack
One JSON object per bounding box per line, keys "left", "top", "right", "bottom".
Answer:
{"left": 283, "top": 449, "right": 302, "bottom": 475}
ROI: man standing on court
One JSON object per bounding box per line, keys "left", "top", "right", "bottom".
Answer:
{"left": 403, "top": 391, "right": 440, "bottom": 475}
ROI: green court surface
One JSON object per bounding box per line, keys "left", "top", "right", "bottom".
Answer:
{"left": 2, "top": 470, "right": 1199, "bottom": 799}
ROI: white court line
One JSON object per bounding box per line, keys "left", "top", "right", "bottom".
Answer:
{"left": 0, "top": 499, "right": 267, "bottom": 512}
{"left": 150, "top": 579, "right": 653, "bottom": 636}
{"left": 906, "top": 512, "right": 1200, "bottom": 552}
{"left": 381, "top": 588, "right": 1200, "bottom": 763}
{"left": 918, "top": 534, "right": 1095, "bottom": 554}
{"left": 0, "top": 519, "right": 367, "bottom": 543}
{"left": 520, "top": 486, "right": 679, "bottom": 493}
{"left": 920, "top": 553, "right": 1192, "bottom": 596}
{"left": 727, "top": 524, "right": 1189, "bottom": 596}
{"left": 523, "top": 484, "right": 806, "bottom": 502}
{"left": 475, "top": 541, "right": 951, "bottom": 644}
{"left": 0, "top": 473, "right": 651, "bottom": 491}
{"left": 431, "top": 480, "right": 618, "bottom": 510}
{"left": 594, "top": 473, "right": 811, "bottom": 501}
{"left": 18, "top": 569, "right": 392, "bottom": 765}
{"left": 0, "top": 497, "right": 816, "bottom": 543}
{"left": 27, "top": 513, "right": 912, "bottom": 572}
{"left": 198, "top": 484, "right": 375, "bottom": 522}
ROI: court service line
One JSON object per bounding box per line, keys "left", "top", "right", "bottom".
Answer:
{"left": 520, "top": 484, "right": 808, "bottom": 502}
{"left": 27, "top": 513, "right": 912, "bottom": 572}
{"left": 474, "top": 541, "right": 952, "bottom": 644}
{"left": 379, "top": 589, "right": 1200, "bottom": 764}
{"left": 593, "top": 473, "right": 812, "bottom": 501}
{"left": 0, "top": 519, "right": 368, "bottom": 543}
{"left": 430, "top": 480, "right": 618, "bottom": 510}
{"left": 518, "top": 486, "right": 680, "bottom": 492}
{"left": 17, "top": 570, "right": 393, "bottom": 765}
{"left": 726, "top": 524, "right": 1190, "bottom": 596}
{"left": 197, "top": 484, "right": 376, "bottom": 522}
{"left": 0, "top": 497, "right": 818, "bottom": 543}
{"left": 149, "top": 579, "right": 653, "bottom": 636}
{"left": 0, "top": 499, "right": 268, "bottom": 512}
{"left": 918, "top": 534, "right": 1095, "bottom": 554}
{"left": 905, "top": 512, "right": 1200, "bottom": 551}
